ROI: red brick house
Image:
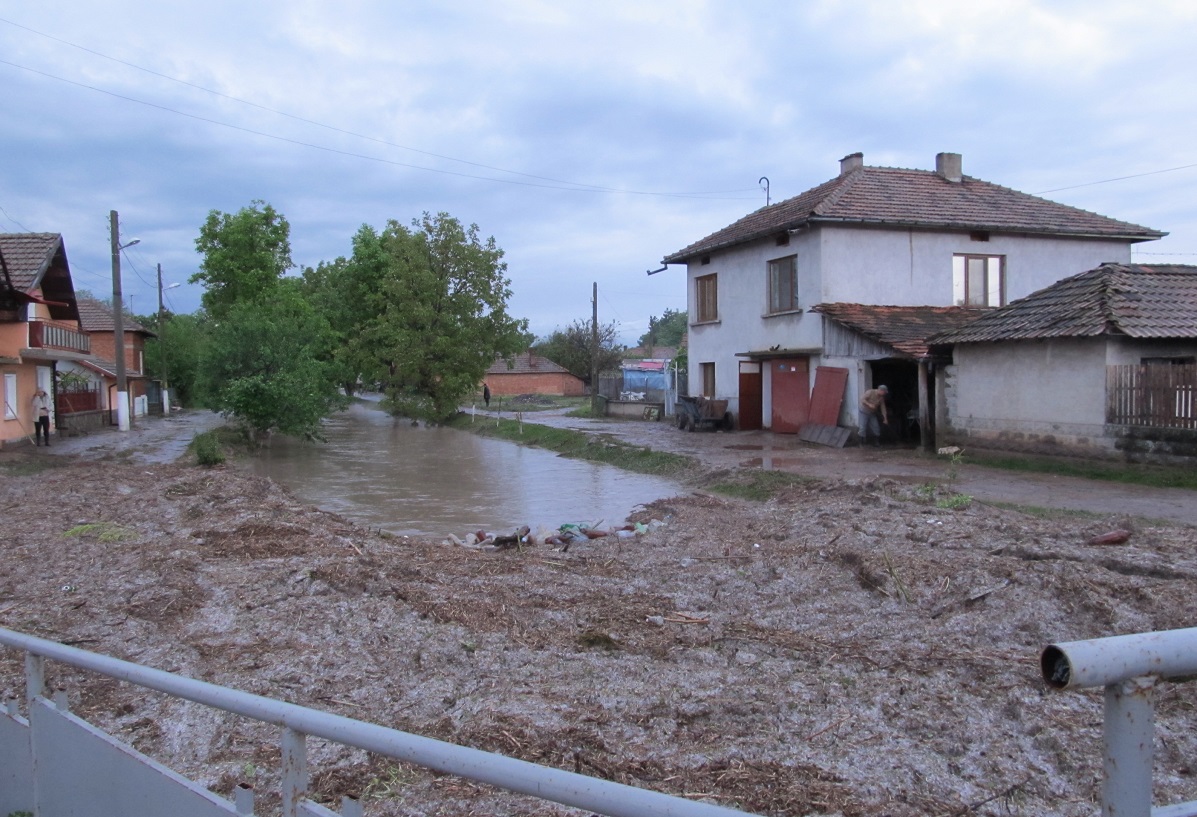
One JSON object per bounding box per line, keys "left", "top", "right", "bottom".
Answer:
{"left": 484, "top": 352, "right": 585, "bottom": 397}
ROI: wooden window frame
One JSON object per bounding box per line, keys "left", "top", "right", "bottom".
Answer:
{"left": 695, "top": 273, "right": 718, "bottom": 323}
{"left": 700, "top": 362, "right": 716, "bottom": 397}
{"left": 767, "top": 255, "right": 798, "bottom": 314}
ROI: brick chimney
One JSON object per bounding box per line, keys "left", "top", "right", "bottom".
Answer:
{"left": 936, "top": 152, "right": 963, "bottom": 183}
{"left": 839, "top": 152, "right": 864, "bottom": 175}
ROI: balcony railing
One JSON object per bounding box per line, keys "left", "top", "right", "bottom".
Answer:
{"left": 28, "top": 320, "right": 89, "bottom": 354}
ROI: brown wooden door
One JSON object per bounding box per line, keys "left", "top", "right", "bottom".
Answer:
{"left": 771, "top": 358, "right": 810, "bottom": 434}
{"left": 738, "top": 362, "right": 762, "bottom": 431}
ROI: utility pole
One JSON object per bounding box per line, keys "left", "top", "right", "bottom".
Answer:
{"left": 590, "top": 281, "right": 599, "bottom": 415}
{"left": 157, "top": 263, "right": 170, "bottom": 415}
{"left": 109, "top": 210, "right": 129, "bottom": 432}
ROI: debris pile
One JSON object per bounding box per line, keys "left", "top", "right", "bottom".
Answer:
{"left": 442, "top": 519, "right": 665, "bottom": 551}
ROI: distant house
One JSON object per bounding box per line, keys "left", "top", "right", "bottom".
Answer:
{"left": 484, "top": 352, "right": 585, "bottom": 397}
{"left": 931, "top": 263, "right": 1197, "bottom": 460}
{"left": 0, "top": 233, "right": 87, "bottom": 446}
{"left": 64, "top": 298, "right": 157, "bottom": 419}
{"left": 660, "top": 151, "right": 1165, "bottom": 437}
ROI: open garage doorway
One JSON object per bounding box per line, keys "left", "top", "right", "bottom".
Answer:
{"left": 866, "top": 359, "right": 926, "bottom": 445}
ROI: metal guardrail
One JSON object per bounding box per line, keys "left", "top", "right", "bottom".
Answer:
{"left": 1041, "top": 627, "right": 1197, "bottom": 817}
{"left": 0, "top": 626, "right": 757, "bottom": 817}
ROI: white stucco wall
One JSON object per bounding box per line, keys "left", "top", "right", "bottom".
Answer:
{"left": 683, "top": 221, "right": 1141, "bottom": 426}
{"left": 944, "top": 339, "right": 1109, "bottom": 451}
{"left": 819, "top": 226, "right": 1133, "bottom": 305}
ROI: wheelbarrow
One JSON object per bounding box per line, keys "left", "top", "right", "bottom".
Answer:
{"left": 676, "top": 395, "right": 733, "bottom": 432}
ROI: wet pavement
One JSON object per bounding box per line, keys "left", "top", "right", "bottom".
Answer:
{"left": 27, "top": 405, "right": 1197, "bottom": 527}
{"left": 482, "top": 406, "right": 1197, "bottom": 526}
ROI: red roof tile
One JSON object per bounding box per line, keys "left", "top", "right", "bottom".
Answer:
{"left": 486, "top": 352, "right": 573, "bottom": 376}
{"left": 665, "top": 162, "right": 1165, "bottom": 263}
{"left": 930, "top": 264, "right": 1197, "bottom": 344}
{"left": 76, "top": 297, "right": 154, "bottom": 336}
{"left": 812, "top": 303, "right": 988, "bottom": 359}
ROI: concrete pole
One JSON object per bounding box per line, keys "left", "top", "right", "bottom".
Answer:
{"left": 157, "top": 263, "right": 170, "bottom": 415}
{"left": 590, "top": 281, "right": 599, "bottom": 416}
{"left": 109, "top": 210, "right": 129, "bottom": 432}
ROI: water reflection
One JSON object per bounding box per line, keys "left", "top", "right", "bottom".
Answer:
{"left": 251, "top": 402, "right": 682, "bottom": 537}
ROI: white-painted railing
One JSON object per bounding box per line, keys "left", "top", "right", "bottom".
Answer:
{"left": 1041, "top": 627, "right": 1197, "bottom": 817}
{"left": 0, "top": 627, "right": 756, "bottom": 817}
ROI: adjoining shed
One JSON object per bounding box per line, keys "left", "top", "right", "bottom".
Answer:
{"left": 930, "top": 263, "right": 1197, "bottom": 461}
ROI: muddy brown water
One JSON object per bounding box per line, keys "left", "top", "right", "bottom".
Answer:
{"left": 249, "top": 401, "right": 683, "bottom": 537}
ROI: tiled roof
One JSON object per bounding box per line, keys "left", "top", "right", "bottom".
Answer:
{"left": 664, "top": 161, "right": 1165, "bottom": 263}
{"left": 76, "top": 297, "right": 154, "bottom": 336}
{"left": 0, "top": 233, "right": 63, "bottom": 291}
{"left": 486, "top": 352, "right": 574, "bottom": 376}
{"left": 930, "top": 264, "right": 1197, "bottom": 344}
{"left": 624, "top": 345, "right": 678, "bottom": 360}
{"left": 812, "top": 303, "right": 988, "bottom": 359}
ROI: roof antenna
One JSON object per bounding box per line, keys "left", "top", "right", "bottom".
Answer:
{"left": 759, "top": 176, "right": 771, "bottom": 206}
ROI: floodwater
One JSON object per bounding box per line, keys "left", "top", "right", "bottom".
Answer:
{"left": 250, "top": 402, "right": 683, "bottom": 537}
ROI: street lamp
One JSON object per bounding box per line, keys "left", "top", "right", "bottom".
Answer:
{"left": 157, "top": 262, "right": 181, "bottom": 414}
{"left": 109, "top": 210, "right": 140, "bottom": 432}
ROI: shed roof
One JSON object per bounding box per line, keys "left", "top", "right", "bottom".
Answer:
{"left": 486, "top": 352, "right": 574, "bottom": 376}
{"left": 812, "top": 303, "right": 987, "bottom": 359}
{"left": 664, "top": 156, "right": 1165, "bottom": 264}
{"left": 76, "top": 297, "right": 155, "bottom": 336}
{"left": 930, "top": 263, "right": 1197, "bottom": 344}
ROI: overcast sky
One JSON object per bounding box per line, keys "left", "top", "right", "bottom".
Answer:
{"left": 2, "top": 1, "right": 1195, "bottom": 344}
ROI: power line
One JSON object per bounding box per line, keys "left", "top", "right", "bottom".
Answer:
{"left": 0, "top": 20, "right": 758, "bottom": 200}
{"left": 1037, "top": 163, "right": 1197, "bottom": 194}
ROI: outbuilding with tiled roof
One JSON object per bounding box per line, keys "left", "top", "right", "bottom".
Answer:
{"left": 930, "top": 264, "right": 1197, "bottom": 461}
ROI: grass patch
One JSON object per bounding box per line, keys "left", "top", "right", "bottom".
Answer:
{"left": 188, "top": 426, "right": 252, "bottom": 465}
{"left": 477, "top": 393, "right": 589, "bottom": 413}
{"left": 447, "top": 413, "right": 693, "bottom": 476}
{"left": 707, "top": 470, "right": 817, "bottom": 501}
{"left": 985, "top": 501, "right": 1106, "bottom": 521}
{"left": 0, "top": 455, "right": 69, "bottom": 477}
{"left": 935, "top": 493, "right": 974, "bottom": 510}
{"left": 968, "top": 451, "right": 1197, "bottom": 491}
{"left": 64, "top": 522, "right": 132, "bottom": 542}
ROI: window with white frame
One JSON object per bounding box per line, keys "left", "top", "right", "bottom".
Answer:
{"left": 3, "top": 374, "right": 16, "bottom": 420}
{"left": 767, "top": 255, "right": 798, "bottom": 314}
{"left": 952, "top": 254, "right": 1005, "bottom": 307}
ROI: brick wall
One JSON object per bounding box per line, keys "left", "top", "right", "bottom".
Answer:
{"left": 487, "top": 372, "right": 585, "bottom": 397}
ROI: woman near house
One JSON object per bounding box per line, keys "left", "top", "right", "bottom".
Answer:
{"left": 31, "top": 387, "right": 51, "bottom": 446}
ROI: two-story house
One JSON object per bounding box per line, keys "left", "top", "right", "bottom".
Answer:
{"left": 0, "top": 233, "right": 88, "bottom": 446}
{"left": 64, "top": 297, "right": 158, "bottom": 423}
{"left": 660, "top": 152, "right": 1165, "bottom": 438}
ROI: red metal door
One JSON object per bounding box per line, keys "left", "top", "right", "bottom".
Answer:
{"left": 770, "top": 358, "right": 810, "bottom": 434}
{"left": 738, "top": 363, "right": 762, "bottom": 431}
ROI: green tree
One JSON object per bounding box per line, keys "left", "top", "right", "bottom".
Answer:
{"left": 197, "top": 282, "right": 346, "bottom": 439}
{"left": 344, "top": 213, "right": 528, "bottom": 420}
{"left": 638, "top": 307, "right": 688, "bottom": 352}
{"left": 142, "top": 311, "right": 209, "bottom": 407}
{"left": 191, "top": 200, "right": 292, "bottom": 320}
{"left": 532, "top": 319, "right": 623, "bottom": 385}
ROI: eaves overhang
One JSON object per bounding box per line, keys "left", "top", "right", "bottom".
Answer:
{"left": 735, "top": 346, "right": 824, "bottom": 360}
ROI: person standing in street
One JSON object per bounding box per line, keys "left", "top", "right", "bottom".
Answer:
{"left": 31, "top": 386, "right": 51, "bottom": 446}
{"left": 858, "top": 384, "right": 888, "bottom": 447}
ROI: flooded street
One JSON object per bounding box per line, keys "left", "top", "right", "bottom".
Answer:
{"left": 250, "top": 401, "right": 683, "bottom": 536}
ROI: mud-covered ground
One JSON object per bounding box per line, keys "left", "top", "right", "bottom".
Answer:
{"left": 1, "top": 449, "right": 1195, "bottom": 816}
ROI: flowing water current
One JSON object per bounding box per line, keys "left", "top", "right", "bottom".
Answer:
{"left": 250, "top": 402, "right": 683, "bottom": 537}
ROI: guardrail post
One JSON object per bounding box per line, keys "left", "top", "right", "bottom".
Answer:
{"left": 281, "top": 727, "right": 308, "bottom": 817}
{"left": 24, "top": 652, "right": 44, "bottom": 708}
{"left": 235, "top": 782, "right": 255, "bottom": 815}
{"left": 1104, "top": 677, "right": 1155, "bottom": 817}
